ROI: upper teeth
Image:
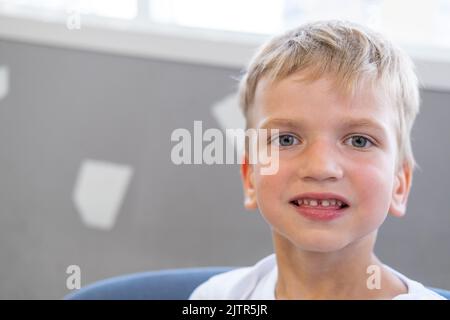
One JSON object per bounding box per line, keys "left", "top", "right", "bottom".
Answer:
{"left": 297, "top": 199, "right": 344, "bottom": 207}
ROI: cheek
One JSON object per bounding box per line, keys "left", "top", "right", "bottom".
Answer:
{"left": 253, "top": 163, "right": 292, "bottom": 215}
{"left": 352, "top": 159, "right": 395, "bottom": 220}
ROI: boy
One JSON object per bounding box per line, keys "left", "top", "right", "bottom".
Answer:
{"left": 189, "top": 20, "right": 446, "bottom": 299}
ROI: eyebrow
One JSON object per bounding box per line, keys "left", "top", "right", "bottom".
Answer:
{"left": 259, "top": 118, "right": 388, "bottom": 136}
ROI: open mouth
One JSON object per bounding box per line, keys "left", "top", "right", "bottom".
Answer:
{"left": 290, "top": 198, "right": 349, "bottom": 221}
{"left": 289, "top": 199, "right": 349, "bottom": 209}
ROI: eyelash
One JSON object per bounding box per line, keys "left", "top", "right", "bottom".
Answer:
{"left": 270, "top": 133, "right": 376, "bottom": 149}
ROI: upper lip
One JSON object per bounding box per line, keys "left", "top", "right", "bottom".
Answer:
{"left": 289, "top": 192, "right": 350, "bottom": 206}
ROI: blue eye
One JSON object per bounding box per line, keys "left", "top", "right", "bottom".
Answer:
{"left": 272, "top": 134, "right": 300, "bottom": 147}
{"left": 346, "top": 135, "right": 374, "bottom": 149}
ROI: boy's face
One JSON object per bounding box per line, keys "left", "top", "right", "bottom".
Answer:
{"left": 241, "top": 73, "right": 412, "bottom": 253}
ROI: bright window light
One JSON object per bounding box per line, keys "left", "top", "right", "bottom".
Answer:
{"left": 149, "top": 0, "right": 283, "bottom": 35}
{"left": 0, "top": 0, "right": 137, "bottom": 20}
{"left": 148, "top": 0, "right": 450, "bottom": 48}
{"left": 0, "top": 0, "right": 449, "bottom": 49}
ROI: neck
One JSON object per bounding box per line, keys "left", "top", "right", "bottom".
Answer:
{"left": 273, "top": 231, "right": 407, "bottom": 300}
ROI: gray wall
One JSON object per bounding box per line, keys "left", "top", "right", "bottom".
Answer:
{"left": 0, "top": 39, "right": 448, "bottom": 299}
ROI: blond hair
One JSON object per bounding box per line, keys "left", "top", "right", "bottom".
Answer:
{"left": 238, "top": 20, "right": 420, "bottom": 172}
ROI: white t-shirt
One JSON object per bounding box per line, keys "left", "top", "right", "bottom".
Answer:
{"left": 189, "top": 254, "right": 447, "bottom": 300}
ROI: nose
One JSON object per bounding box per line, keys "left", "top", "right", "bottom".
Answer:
{"left": 297, "top": 138, "right": 344, "bottom": 182}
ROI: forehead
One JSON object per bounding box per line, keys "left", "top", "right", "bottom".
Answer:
{"left": 252, "top": 73, "right": 396, "bottom": 135}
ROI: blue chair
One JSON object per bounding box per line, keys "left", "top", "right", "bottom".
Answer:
{"left": 64, "top": 267, "right": 233, "bottom": 300}
{"left": 64, "top": 267, "right": 450, "bottom": 300}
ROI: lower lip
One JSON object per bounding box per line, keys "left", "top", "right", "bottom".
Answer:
{"left": 292, "top": 204, "right": 348, "bottom": 221}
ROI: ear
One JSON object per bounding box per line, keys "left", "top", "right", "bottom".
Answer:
{"left": 241, "top": 155, "right": 258, "bottom": 210}
{"left": 388, "top": 162, "right": 413, "bottom": 218}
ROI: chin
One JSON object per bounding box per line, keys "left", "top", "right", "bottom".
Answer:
{"left": 291, "top": 231, "right": 353, "bottom": 253}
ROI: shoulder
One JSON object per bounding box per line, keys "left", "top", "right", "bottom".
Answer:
{"left": 384, "top": 265, "right": 448, "bottom": 300}
{"left": 189, "top": 254, "right": 276, "bottom": 300}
